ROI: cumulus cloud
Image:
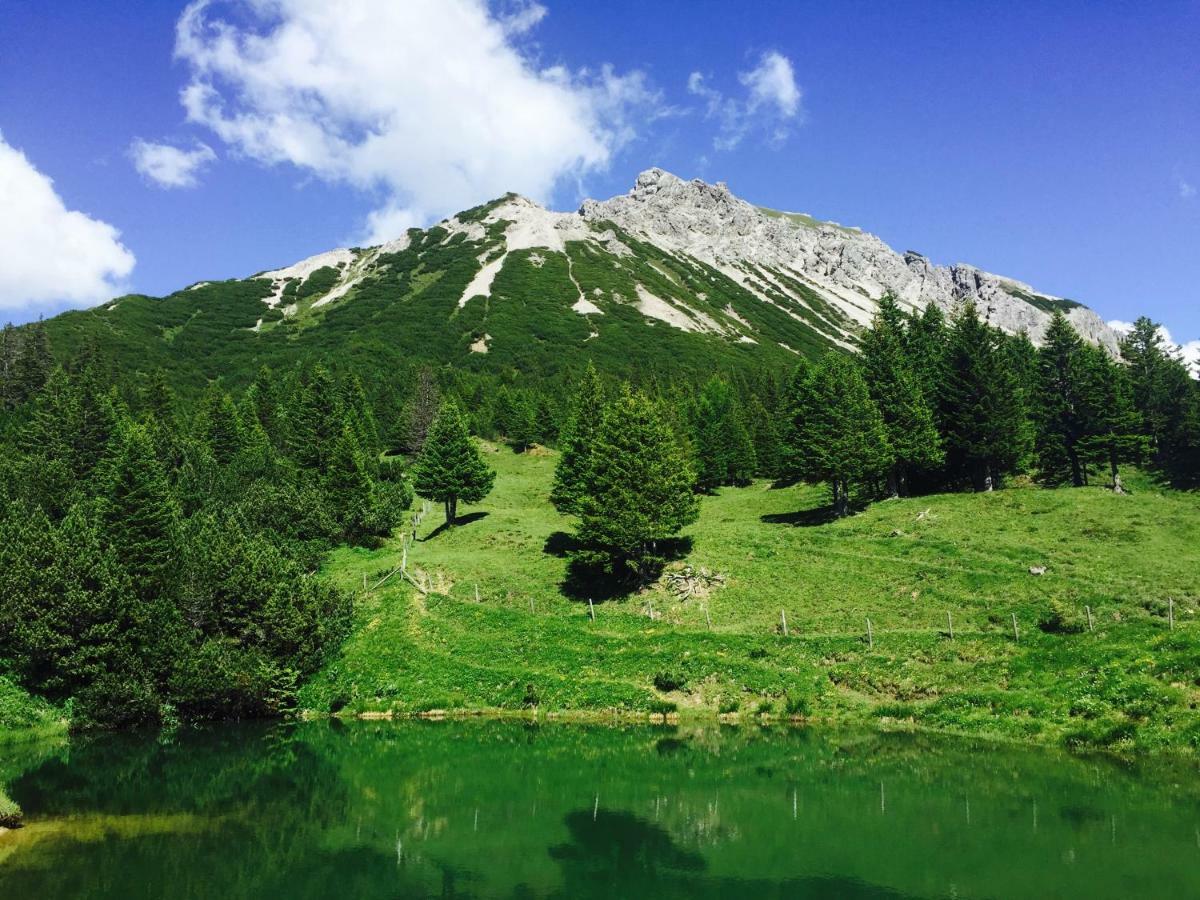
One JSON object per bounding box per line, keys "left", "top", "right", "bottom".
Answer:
{"left": 1108, "top": 319, "right": 1200, "bottom": 377}
{"left": 172, "top": 0, "right": 661, "bottom": 243}
{"left": 0, "top": 132, "right": 135, "bottom": 314}
{"left": 1179, "top": 177, "right": 1196, "bottom": 200}
{"left": 688, "top": 51, "right": 803, "bottom": 151}
{"left": 130, "top": 139, "right": 217, "bottom": 188}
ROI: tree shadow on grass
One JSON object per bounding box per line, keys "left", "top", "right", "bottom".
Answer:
{"left": 760, "top": 507, "right": 839, "bottom": 528}
{"left": 421, "top": 511, "right": 489, "bottom": 541}
{"left": 544, "top": 532, "right": 694, "bottom": 603}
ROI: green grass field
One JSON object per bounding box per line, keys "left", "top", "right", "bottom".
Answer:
{"left": 300, "top": 444, "right": 1200, "bottom": 753}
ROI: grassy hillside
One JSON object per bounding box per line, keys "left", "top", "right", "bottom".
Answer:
{"left": 300, "top": 445, "right": 1200, "bottom": 753}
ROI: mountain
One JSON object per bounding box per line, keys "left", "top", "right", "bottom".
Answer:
{"left": 40, "top": 168, "right": 1118, "bottom": 390}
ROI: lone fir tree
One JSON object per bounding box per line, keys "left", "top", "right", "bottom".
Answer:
{"left": 412, "top": 401, "right": 495, "bottom": 525}
{"left": 573, "top": 388, "right": 698, "bottom": 581}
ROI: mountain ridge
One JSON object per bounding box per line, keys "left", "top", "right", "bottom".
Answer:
{"left": 36, "top": 168, "right": 1121, "bottom": 397}
{"left": 240, "top": 167, "right": 1118, "bottom": 354}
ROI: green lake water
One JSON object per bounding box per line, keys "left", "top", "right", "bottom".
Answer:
{"left": 1, "top": 722, "right": 1198, "bottom": 898}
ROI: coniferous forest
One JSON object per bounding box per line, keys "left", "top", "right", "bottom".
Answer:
{"left": 2, "top": 297, "right": 1198, "bottom": 733}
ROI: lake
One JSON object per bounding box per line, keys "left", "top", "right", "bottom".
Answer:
{"left": 1, "top": 721, "right": 1197, "bottom": 898}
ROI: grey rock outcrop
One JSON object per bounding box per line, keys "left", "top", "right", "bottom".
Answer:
{"left": 582, "top": 168, "right": 1119, "bottom": 352}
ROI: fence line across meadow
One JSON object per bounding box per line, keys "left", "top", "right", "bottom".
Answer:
{"left": 357, "top": 503, "right": 1183, "bottom": 648}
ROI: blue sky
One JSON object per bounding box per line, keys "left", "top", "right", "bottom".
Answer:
{"left": 1, "top": 0, "right": 1197, "bottom": 356}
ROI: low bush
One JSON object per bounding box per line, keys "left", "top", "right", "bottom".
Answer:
{"left": 653, "top": 670, "right": 687, "bottom": 692}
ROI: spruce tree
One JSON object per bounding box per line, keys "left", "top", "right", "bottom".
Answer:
{"left": 746, "top": 393, "right": 782, "bottom": 479}
{"left": 796, "top": 354, "right": 891, "bottom": 516}
{"left": 286, "top": 364, "right": 343, "bottom": 472}
{"left": 200, "top": 386, "right": 244, "bottom": 465}
{"left": 325, "top": 425, "right": 376, "bottom": 541}
{"left": 694, "top": 377, "right": 756, "bottom": 490}
{"left": 903, "top": 303, "right": 949, "bottom": 408}
{"left": 941, "top": 302, "right": 1032, "bottom": 490}
{"left": 1034, "top": 312, "right": 1090, "bottom": 486}
{"left": 404, "top": 366, "right": 440, "bottom": 453}
{"left": 778, "top": 356, "right": 819, "bottom": 483}
{"left": 860, "top": 295, "right": 942, "bottom": 495}
{"left": 412, "top": 401, "right": 495, "bottom": 524}
{"left": 551, "top": 361, "right": 606, "bottom": 514}
{"left": 508, "top": 395, "right": 539, "bottom": 453}
{"left": 1076, "top": 345, "right": 1146, "bottom": 492}
{"left": 573, "top": 389, "right": 699, "bottom": 580}
{"left": 101, "top": 422, "right": 181, "bottom": 602}
{"left": 535, "top": 396, "right": 559, "bottom": 446}
{"left": 342, "top": 374, "right": 382, "bottom": 468}
{"left": 12, "top": 318, "right": 53, "bottom": 404}
{"left": 0, "top": 322, "right": 17, "bottom": 410}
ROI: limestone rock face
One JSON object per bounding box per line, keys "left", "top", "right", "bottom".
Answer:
{"left": 581, "top": 168, "right": 1119, "bottom": 352}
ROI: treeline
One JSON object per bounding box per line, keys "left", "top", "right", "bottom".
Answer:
{"left": 0, "top": 354, "right": 409, "bottom": 728}
{"left": 684, "top": 298, "right": 1200, "bottom": 513}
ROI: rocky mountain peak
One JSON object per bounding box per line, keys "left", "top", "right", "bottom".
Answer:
{"left": 581, "top": 169, "right": 1120, "bottom": 353}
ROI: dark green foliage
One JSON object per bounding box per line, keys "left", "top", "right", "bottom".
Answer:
{"left": 940, "top": 302, "right": 1032, "bottom": 490}
{"left": 507, "top": 395, "right": 540, "bottom": 453}
{"left": 783, "top": 354, "right": 891, "bottom": 516}
{"left": 693, "top": 377, "right": 756, "bottom": 490}
{"left": 200, "top": 386, "right": 244, "bottom": 465}
{"left": 551, "top": 362, "right": 606, "bottom": 515}
{"left": 572, "top": 389, "right": 699, "bottom": 580}
{"left": 101, "top": 422, "right": 182, "bottom": 600}
{"left": 1075, "top": 346, "right": 1146, "bottom": 492}
{"left": 412, "top": 401, "right": 495, "bottom": 524}
{"left": 403, "top": 366, "right": 440, "bottom": 453}
{"left": 745, "top": 393, "right": 782, "bottom": 479}
{"left": 1034, "top": 313, "right": 1087, "bottom": 485}
{"left": 860, "top": 295, "right": 942, "bottom": 495}
{"left": 1120, "top": 317, "right": 1200, "bottom": 488}
{"left": 0, "top": 353, "right": 369, "bottom": 730}
{"left": 295, "top": 266, "right": 341, "bottom": 301}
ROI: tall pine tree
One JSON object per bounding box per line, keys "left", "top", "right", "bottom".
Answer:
{"left": 693, "top": 377, "right": 756, "bottom": 490}
{"left": 788, "top": 354, "right": 891, "bottom": 517}
{"left": 551, "top": 361, "right": 606, "bottom": 515}
{"left": 941, "top": 302, "right": 1031, "bottom": 490}
{"left": 573, "top": 389, "right": 699, "bottom": 580}
{"left": 860, "top": 295, "right": 942, "bottom": 496}
{"left": 412, "top": 401, "right": 495, "bottom": 525}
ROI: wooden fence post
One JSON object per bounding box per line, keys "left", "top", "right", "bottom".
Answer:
{"left": 1086, "top": 605, "right": 1094, "bottom": 632}
{"left": 781, "top": 609, "right": 788, "bottom": 637}
{"left": 947, "top": 611, "right": 954, "bottom": 640}
{"left": 866, "top": 617, "right": 874, "bottom": 650}
{"left": 1169, "top": 598, "right": 1175, "bottom": 630}
{"left": 1011, "top": 613, "right": 1020, "bottom": 643}
{"left": 588, "top": 598, "right": 595, "bottom": 622}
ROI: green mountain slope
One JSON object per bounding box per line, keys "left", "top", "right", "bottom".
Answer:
{"left": 40, "top": 196, "right": 832, "bottom": 396}
{"left": 32, "top": 169, "right": 1122, "bottom": 398}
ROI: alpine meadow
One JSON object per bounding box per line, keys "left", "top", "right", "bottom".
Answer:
{"left": 3, "top": 172, "right": 1198, "bottom": 754}
{"left": 2, "top": 3, "right": 1200, "bottom": 895}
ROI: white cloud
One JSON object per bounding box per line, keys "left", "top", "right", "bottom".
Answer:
{"left": 1106, "top": 319, "right": 1135, "bottom": 335}
{"left": 130, "top": 139, "right": 217, "bottom": 188}
{"left": 740, "top": 51, "right": 801, "bottom": 118}
{"left": 173, "top": 0, "right": 660, "bottom": 242}
{"left": 688, "top": 51, "right": 803, "bottom": 151}
{"left": 1108, "top": 319, "right": 1200, "bottom": 377}
{"left": 0, "top": 132, "right": 135, "bottom": 315}
{"left": 1180, "top": 340, "right": 1200, "bottom": 376}
{"left": 1179, "top": 177, "right": 1196, "bottom": 200}
{"left": 496, "top": 0, "right": 547, "bottom": 36}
